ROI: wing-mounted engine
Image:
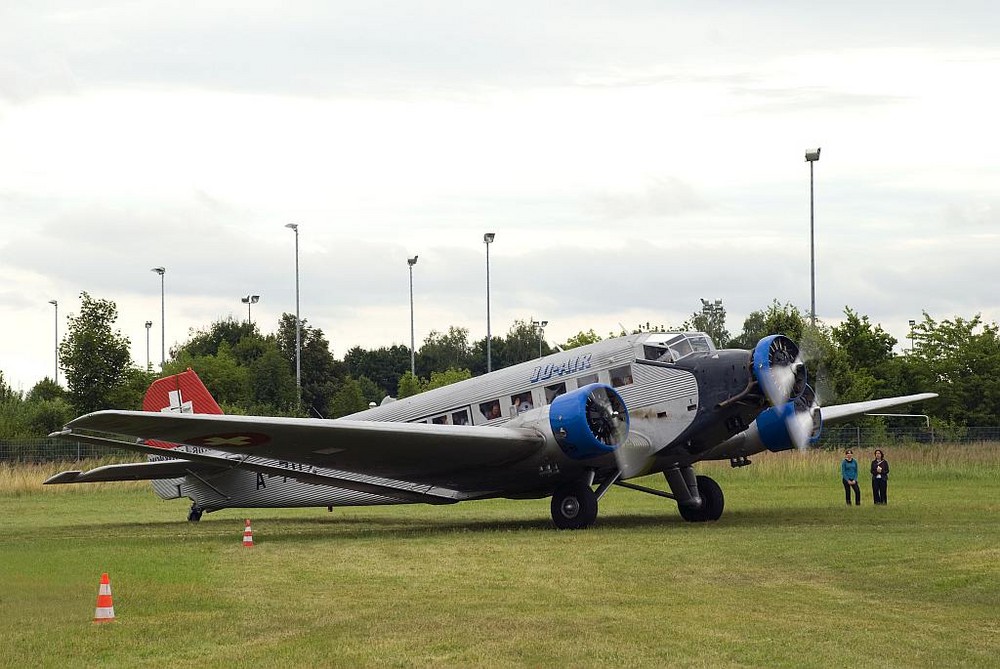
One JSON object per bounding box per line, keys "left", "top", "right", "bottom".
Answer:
{"left": 510, "top": 384, "right": 629, "bottom": 460}
{"left": 756, "top": 384, "right": 823, "bottom": 452}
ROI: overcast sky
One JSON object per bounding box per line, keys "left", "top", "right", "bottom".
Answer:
{"left": 2, "top": 1, "right": 998, "bottom": 391}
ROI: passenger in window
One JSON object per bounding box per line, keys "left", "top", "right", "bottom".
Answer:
{"left": 432, "top": 415, "right": 450, "bottom": 425}
{"left": 480, "top": 400, "right": 501, "bottom": 420}
{"left": 452, "top": 411, "right": 469, "bottom": 425}
{"left": 513, "top": 392, "right": 533, "bottom": 413}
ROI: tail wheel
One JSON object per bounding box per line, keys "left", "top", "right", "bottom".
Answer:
{"left": 678, "top": 475, "right": 725, "bottom": 522}
{"left": 551, "top": 482, "right": 598, "bottom": 530}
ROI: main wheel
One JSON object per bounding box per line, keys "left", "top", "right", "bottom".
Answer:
{"left": 187, "top": 504, "right": 204, "bottom": 522}
{"left": 551, "top": 482, "right": 598, "bottom": 530}
{"left": 677, "top": 475, "right": 725, "bottom": 522}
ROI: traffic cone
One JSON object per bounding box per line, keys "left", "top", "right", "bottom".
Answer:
{"left": 242, "top": 519, "right": 254, "bottom": 547}
{"left": 93, "top": 573, "right": 115, "bottom": 624}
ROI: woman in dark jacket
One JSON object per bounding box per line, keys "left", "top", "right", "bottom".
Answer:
{"left": 871, "top": 449, "right": 889, "bottom": 504}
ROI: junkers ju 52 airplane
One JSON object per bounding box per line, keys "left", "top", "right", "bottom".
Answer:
{"left": 48, "top": 332, "right": 935, "bottom": 529}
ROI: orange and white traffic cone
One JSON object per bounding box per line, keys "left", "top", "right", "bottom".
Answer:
{"left": 93, "top": 573, "right": 115, "bottom": 624}
{"left": 242, "top": 519, "right": 254, "bottom": 547}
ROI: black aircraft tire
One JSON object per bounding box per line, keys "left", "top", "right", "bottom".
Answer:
{"left": 551, "top": 482, "right": 598, "bottom": 530}
{"left": 678, "top": 475, "right": 725, "bottom": 522}
{"left": 698, "top": 475, "right": 725, "bottom": 521}
{"left": 187, "top": 505, "right": 204, "bottom": 522}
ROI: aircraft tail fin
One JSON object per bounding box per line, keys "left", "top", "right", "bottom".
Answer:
{"left": 143, "top": 368, "right": 223, "bottom": 416}
{"left": 142, "top": 369, "right": 224, "bottom": 501}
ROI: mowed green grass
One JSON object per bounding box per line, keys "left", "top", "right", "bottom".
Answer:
{"left": 1, "top": 446, "right": 997, "bottom": 668}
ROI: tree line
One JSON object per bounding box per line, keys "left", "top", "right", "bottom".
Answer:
{"left": 2, "top": 292, "right": 998, "bottom": 440}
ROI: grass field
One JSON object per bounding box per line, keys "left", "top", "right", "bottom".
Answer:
{"left": 1, "top": 445, "right": 997, "bottom": 668}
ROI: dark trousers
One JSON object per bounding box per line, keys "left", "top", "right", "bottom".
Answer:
{"left": 872, "top": 478, "right": 888, "bottom": 504}
{"left": 843, "top": 479, "right": 860, "bottom": 505}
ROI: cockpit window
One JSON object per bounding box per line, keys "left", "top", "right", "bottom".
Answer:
{"left": 639, "top": 332, "right": 715, "bottom": 363}
{"left": 643, "top": 344, "right": 671, "bottom": 362}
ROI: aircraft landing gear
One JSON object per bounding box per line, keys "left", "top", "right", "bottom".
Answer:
{"left": 187, "top": 504, "right": 204, "bottom": 522}
{"left": 551, "top": 481, "right": 598, "bottom": 530}
{"left": 677, "top": 475, "right": 724, "bottom": 522}
{"left": 664, "top": 467, "right": 724, "bottom": 522}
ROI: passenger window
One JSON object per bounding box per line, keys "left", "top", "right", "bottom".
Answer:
{"left": 511, "top": 391, "right": 534, "bottom": 414}
{"left": 610, "top": 365, "right": 634, "bottom": 388}
{"left": 452, "top": 409, "right": 470, "bottom": 425}
{"left": 479, "top": 400, "right": 501, "bottom": 421}
{"left": 576, "top": 373, "right": 599, "bottom": 388}
{"left": 431, "top": 414, "right": 450, "bottom": 425}
{"left": 544, "top": 382, "right": 566, "bottom": 403}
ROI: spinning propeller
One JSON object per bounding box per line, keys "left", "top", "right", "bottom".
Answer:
{"left": 585, "top": 387, "right": 628, "bottom": 447}
{"left": 752, "top": 335, "right": 822, "bottom": 450}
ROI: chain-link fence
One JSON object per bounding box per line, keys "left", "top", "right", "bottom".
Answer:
{"left": 0, "top": 439, "right": 126, "bottom": 463}
{"left": 3, "top": 427, "right": 1000, "bottom": 464}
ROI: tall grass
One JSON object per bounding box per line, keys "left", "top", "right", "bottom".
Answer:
{"left": 0, "top": 458, "right": 144, "bottom": 496}
{"left": 701, "top": 442, "right": 1000, "bottom": 482}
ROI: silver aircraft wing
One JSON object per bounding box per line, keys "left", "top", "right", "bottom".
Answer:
{"left": 44, "top": 458, "right": 224, "bottom": 484}
{"left": 819, "top": 393, "right": 938, "bottom": 423}
{"left": 56, "top": 410, "right": 546, "bottom": 483}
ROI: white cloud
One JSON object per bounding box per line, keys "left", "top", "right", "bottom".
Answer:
{"left": 1, "top": 3, "right": 999, "bottom": 391}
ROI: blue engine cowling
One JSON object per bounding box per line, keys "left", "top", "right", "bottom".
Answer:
{"left": 752, "top": 335, "right": 807, "bottom": 406}
{"left": 756, "top": 384, "right": 823, "bottom": 451}
{"left": 549, "top": 383, "right": 630, "bottom": 460}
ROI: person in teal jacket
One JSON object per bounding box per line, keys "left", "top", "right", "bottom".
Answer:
{"left": 841, "top": 449, "right": 861, "bottom": 505}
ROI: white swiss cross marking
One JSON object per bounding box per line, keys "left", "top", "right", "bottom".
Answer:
{"left": 162, "top": 390, "right": 194, "bottom": 414}
{"left": 201, "top": 436, "right": 254, "bottom": 447}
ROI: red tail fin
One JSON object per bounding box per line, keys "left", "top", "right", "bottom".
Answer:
{"left": 143, "top": 369, "right": 223, "bottom": 415}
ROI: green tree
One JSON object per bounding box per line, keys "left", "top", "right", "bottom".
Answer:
{"left": 0, "top": 371, "right": 18, "bottom": 404}
{"left": 417, "top": 327, "right": 474, "bottom": 378}
{"left": 397, "top": 371, "right": 422, "bottom": 399}
{"left": 59, "top": 292, "right": 135, "bottom": 413}
{"left": 684, "top": 299, "right": 731, "bottom": 347}
{"left": 248, "top": 345, "right": 298, "bottom": 413}
{"left": 276, "top": 313, "right": 343, "bottom": 416}
{"left": 175, "top": 317, "right": 257, "bottom": 359}
{"left": 425, "top": 368, "right": 472, "bottom": 391}
{"left": 906, "top": 314, "right": 1000, "bottom": 425}
{"left": 329, "top": 376, "right": 369, "bottom": 417}
{"left": 729, "top": 301, "right": 808, "bottom": 350}
{"left": 485, "top": 320, "right": 553, "bottom": 370}
{"left": 26, "top": 377, "right": 64, "bottom": 403}
{"left": 562, "top": 329, "right": 602, "bottom": 350}
{"left": 165, "top": 341, "right": 251, "bottom": 409}
{"left": 343, "top": 344, "right": 410, "bottom": 397}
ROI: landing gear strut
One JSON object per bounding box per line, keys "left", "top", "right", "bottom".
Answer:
{"left": 550, "top": 481, "right": 598, "bottom": 529}
{"left": 187, "top": 504, "right": 204, "bottom": 522}
{"left": 664, "top": 467, "right": 725, "bottom": 522}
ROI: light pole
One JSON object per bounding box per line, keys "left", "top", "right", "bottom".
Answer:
{"left": 407, "top": 256, "right": 418, "bottom": 376}
{"left": 48, "top": 300, "right": 58, "bottom": 383}
{"left": 484, "top": 232, "right": 495, "bottom": 372}
{"left": 145, "top": 321, "right": 153, "bottom": 370}
{"left": 151, "top": 267, "right": 165, "bottom": 366}
{"left": 241, "top": 295, "right": 260, "bottom": 324}
{"left": 285, "top": 224, "right": 301, "bottom": 406}
{"left": 805, "top": 148, "right": 821, "bottom": 327}
{"left": 531, "top": 319, "right": 548, "bottom": 358}
{"left": 908, "top": 319, "right": 916, "bottom": 354}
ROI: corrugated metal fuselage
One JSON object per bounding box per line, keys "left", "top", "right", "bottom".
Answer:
{"left": 156, "top": 333, "right": 763, "bottom": 512}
